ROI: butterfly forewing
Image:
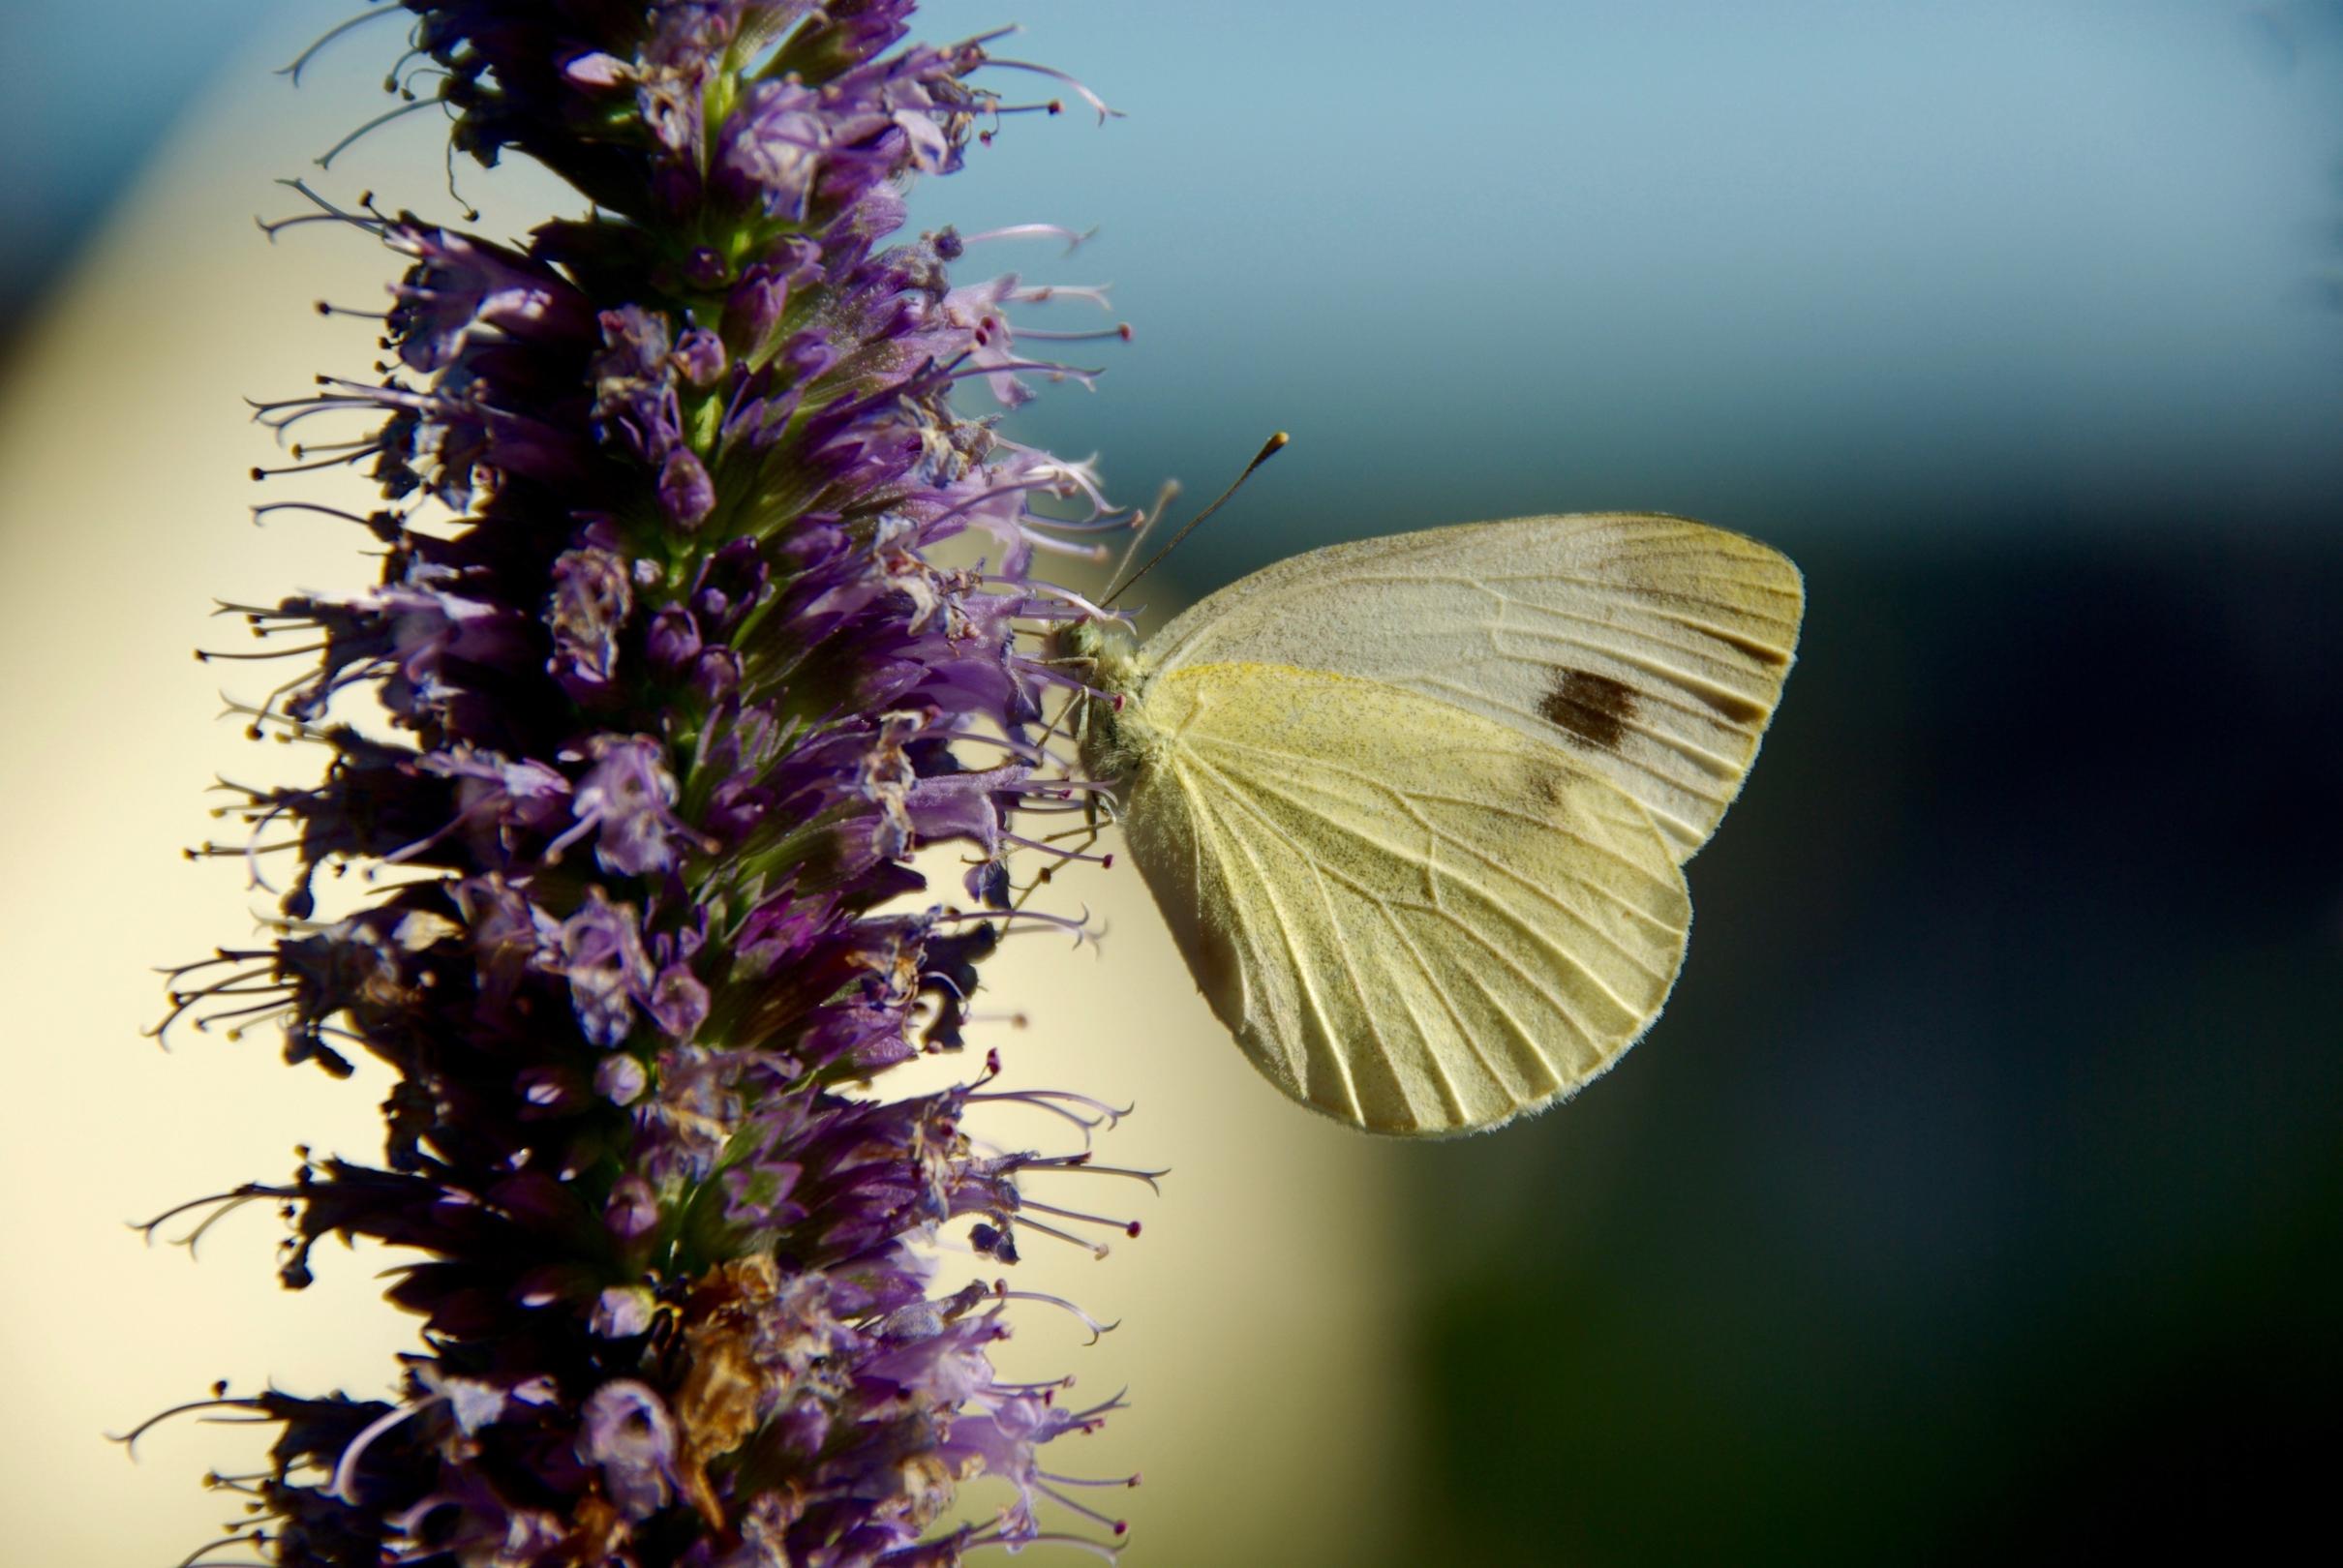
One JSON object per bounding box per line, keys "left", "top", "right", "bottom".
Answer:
{"left": 1120, "top": 662, "right": 1690, "bottom": 1136}
{"left": 1144, "top": 514, "right": 1804, "bottom": 862}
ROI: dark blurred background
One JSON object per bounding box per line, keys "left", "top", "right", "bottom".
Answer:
{"left": 8, "top": 2, "right": 2339, "bottom": 1563}
{"left": 1405, "top": 524, "right": 2343, "bottom": 1563}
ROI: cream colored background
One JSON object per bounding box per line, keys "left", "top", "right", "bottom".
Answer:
{"left": 0, "top": 9, "right": 1405, "bottom": 1563}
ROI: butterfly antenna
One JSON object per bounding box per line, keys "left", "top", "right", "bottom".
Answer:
{"left": 1102, "top": 475, "right": 1182, "bottom": 594}
{"left": 1103, "top": 432, "right": 1288, "bottom": 605}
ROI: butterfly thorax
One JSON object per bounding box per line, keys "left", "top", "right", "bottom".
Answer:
{"left": 1047, "top": 617, "right": 1161, "bottom": 785}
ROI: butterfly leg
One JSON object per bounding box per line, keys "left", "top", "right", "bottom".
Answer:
{"left": 1009, "top": 686, "right": 1115, "bottom": 911}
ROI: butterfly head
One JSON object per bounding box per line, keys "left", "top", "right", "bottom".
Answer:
{"left": 1043, "top": 615, "right": 1150, "bottom": 778}
{"left": 1044, "top": 615, "right": 1144, "bottom": 696}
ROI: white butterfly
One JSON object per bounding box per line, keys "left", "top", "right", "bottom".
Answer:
{"left": 1050, "top": 512, "right": 1804, "bottom": 1137}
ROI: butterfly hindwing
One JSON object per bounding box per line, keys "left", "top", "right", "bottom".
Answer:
{"left": 1119, "top": 661, "right": 1690, "bottom": 1136}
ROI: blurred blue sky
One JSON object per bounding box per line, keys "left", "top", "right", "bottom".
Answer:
{"left": 904, "top": 0, "right": 2343, "bottom": 580}
{"left": 0, "top": 1, "right": 250, "bottom": 317}
{"left": 6, "top": 0, "right": 2338, "bottom": 583}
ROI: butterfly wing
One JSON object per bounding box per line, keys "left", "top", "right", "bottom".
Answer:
{"left": 1121, "top": 660, "right": 1689, "bottom": 1136}
{"left": 1143, "top": 513, "right": 1803, "bottom": 862}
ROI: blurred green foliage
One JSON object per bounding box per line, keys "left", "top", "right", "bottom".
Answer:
{"left": 1401, "top": 530, "right": 2343, "bottom": 1563}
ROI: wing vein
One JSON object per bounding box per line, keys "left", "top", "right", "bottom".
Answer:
{"left": 1182, "top": 766, "right": 1369, "bottom": 1124}
{"left": 1182, "top": 742, "right": 1673, "bottom": 1003}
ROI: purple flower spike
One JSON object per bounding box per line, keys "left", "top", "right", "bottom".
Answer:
{"left": 157, "top": 7, "right": 1149, "bottom": 1564}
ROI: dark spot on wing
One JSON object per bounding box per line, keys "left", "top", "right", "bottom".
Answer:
{"left": 1539, "top": 669, "right": 1637, "bottom": 752}
{"left": 1695, "top": 685, "right": 1769, "bottom": 726}
{"left": 1690, "top": 622, "right": 1792, "bottom": 667}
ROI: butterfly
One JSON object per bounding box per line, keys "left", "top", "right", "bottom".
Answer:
{"left": 1048, "top": 512, "right": 1803, "bottom": 1137}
